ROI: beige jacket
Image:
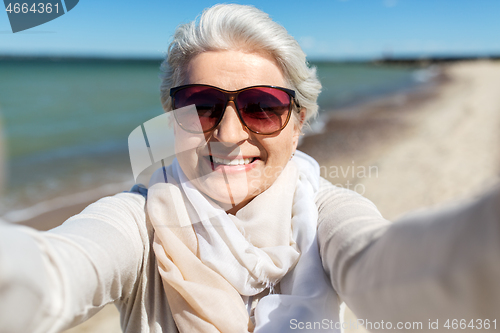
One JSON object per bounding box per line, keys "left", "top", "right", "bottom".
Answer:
{"left": 0, "top": 179, "right": 499, "bottom": 333}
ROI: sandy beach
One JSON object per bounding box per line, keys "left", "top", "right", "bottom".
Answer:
{"left": 15, "top": 60, "right": 499, "bottom": 333}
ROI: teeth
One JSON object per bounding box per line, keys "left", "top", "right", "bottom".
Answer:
{"left": 211, "top": 156, "right": 255, "bottom": 165}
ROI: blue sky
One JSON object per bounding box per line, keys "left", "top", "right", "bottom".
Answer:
{"left": 1, "top": 0, "right": 499, "bottom": 60}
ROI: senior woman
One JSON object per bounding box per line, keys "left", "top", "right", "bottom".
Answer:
{"left": 136, "top": 3, "right": 343, "bottom": 331}
{"left": 1, "top": 3, "right": 500, "bottom": 333}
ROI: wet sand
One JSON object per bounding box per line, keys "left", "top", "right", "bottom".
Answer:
{"left": 13, "top": 60, "right": 499, "bottom": 333}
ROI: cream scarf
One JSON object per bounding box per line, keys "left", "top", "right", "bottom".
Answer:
{"left": 148, "top": 151, "right": 339, "bottom": 332}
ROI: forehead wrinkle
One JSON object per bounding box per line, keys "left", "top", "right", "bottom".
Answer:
{"left": 188, "top": 64, "right": 266, "bottom": 90}
{"left": 185, "top": 50, "right": 286, "bottom": 90}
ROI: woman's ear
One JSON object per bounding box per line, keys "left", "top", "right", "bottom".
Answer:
{"left": 291, "top": 108, "right": 306, "bottom": 150}
{"left": 298, "top": 108, "right": 306, "bottom": 128}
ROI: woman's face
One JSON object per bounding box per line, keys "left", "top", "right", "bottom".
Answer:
{"left": 174, "top": 50, "right": 303, "bottom": 213}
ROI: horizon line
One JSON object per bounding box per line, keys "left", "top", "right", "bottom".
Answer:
{"left": 1, "top": 53, "right": 500, "bottom": 64}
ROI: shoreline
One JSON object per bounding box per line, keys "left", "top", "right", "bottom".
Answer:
{"left": 301, "top": 64, "right": 443, "bottom": 140}
{"left": 10, "top": 181, "right": 134, "bottom": 231}
{"left": 300, "top": 67, "right": 445, "bottom": 175}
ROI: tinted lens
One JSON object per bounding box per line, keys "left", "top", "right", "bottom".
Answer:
{"left": 173, "top": 86, "right": 226, "bottom": 132}
{"left": 237, "top": 87, "right": 292, "bottom": 134}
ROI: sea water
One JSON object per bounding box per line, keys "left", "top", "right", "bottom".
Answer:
{"left": 0, "top": 58, "right": 425, "bottom": 216}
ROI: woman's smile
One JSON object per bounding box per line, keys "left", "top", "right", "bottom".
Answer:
{"left": 205, "top": 155, "right": 261, "bottom": 173}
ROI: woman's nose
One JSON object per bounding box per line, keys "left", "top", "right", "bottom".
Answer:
{"left": 213, "top": 102, "right": 249, "bottom": 143}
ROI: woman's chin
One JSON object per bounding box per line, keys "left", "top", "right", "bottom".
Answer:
{"left": 195, "top": 175, "right": 255, "bottom": 208}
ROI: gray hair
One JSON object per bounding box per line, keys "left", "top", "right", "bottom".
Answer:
{"left": 159, "top": 4, "right": 322, "bottom": 125}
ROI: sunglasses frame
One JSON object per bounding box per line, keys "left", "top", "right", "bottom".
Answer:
{"left": 169, "top": 84, "right": 300, "bottom": 135}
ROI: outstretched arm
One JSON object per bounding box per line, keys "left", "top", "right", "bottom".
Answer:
{"left": 0, "top": 191, "right": 148, "bottom": 333}
{"left": 316, "top": 178, "right": 500, "bottom": 329}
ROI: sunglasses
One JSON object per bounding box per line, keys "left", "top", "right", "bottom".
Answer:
{"left": 169, "top": 84, "right": 300, "bottom": 135}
